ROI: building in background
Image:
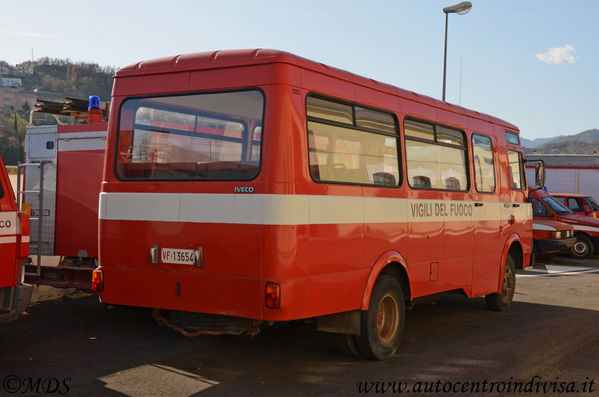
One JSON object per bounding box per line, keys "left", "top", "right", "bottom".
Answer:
{"left": 1, "top": 77, "right": 23, "bottom": 89}
{"left": 525, "top": 154, "right": 599, "bottom": 200}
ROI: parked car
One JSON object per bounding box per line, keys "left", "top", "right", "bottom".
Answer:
{"left": 529, "top": 188, "right": 599, "bottom": 258}
{"left": 551, "top": 193, "right": 599, "bottom": 218}
{"left": 532, "top": 219, "right": 575, "bottom": 257}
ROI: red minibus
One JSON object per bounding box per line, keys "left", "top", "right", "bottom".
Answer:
{"left": 95, "top": 49, "right": 533, "bottom": 360}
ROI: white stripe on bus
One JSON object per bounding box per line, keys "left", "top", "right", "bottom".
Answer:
{"left": 99, "top": 192, "right": 532, "bottom": 225}
{"left": 0, "top": 236, "right": 17, "bottom": 244}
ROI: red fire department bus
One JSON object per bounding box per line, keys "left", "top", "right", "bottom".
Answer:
{"left": 94, "top": 49, "right": 533, "bottom": 360}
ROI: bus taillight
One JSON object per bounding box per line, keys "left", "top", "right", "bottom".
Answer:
{"left": 265, "top": 282, "right": 280, "bottom": 309}
{"left": 92, "top": 268, "right": 104, "bottom": 292}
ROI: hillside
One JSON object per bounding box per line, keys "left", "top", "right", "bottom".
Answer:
{"left": 522, "top": 129, "right": 599, "bottom": 154}
{"left": 0, "top": 58, "right": 115, "bottom": 164}
{"left": 521, "top": 137, "right": 557, "bottom": 148}
{"left": 14, "top": 57, "right": 115, "bottom": 102}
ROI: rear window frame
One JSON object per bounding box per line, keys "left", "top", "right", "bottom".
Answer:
{"left": 113, "top": 87, "right": 266, "bottom": 182}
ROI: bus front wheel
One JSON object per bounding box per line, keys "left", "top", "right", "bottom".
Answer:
{"left": 355, "top": 275, "right": 405, "bottom": 360}
{"left": 486, "top": 255, "right": 516, "bottom": 311}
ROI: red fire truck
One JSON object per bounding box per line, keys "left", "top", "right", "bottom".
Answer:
{"left": 21, "top": 96, "right": 108, "bottom": 289}
{"left": 0, "top": 155, "right": 31, "bottom": 323}
{"left": 94, "top": 49, "right": 534, "bottom": 360}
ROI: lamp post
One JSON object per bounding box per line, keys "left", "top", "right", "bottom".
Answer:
{"left": 442, "top": 1, "right": 472, "bottom": 102}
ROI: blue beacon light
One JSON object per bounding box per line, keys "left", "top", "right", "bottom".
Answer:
{"left": 89, "top": 95, "right": 101, "bottom": 110}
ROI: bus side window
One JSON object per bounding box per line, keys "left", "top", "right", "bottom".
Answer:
{"left": 507, "top": 150, "right": 525, "bottom": 190}
{"left": 404, "top": 119, "right": 468, "bottom": 191}
{"left": 472, "top": 134, "right": 496, "bottom": 193}
{"left": 306, "top": 95, "right": 400, "bottom": 187}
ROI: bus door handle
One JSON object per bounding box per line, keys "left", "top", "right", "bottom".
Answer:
{"left": 512, "top": 203, "right": 520, "bottom": 208}
{"left": 474, "top": 202, "right": 484, "bottom": 207}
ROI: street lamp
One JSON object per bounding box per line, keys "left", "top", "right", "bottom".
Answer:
{"left": 442, "top": 1, "right": 472, "bottom": 102}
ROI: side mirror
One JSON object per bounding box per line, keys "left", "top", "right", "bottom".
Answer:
{"left": 535, "top": 161, "right": 546, "bottom": 189}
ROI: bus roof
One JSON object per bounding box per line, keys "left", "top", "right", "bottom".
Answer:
{"left": 116, "top": 49, "right": 518, "bottom": 132}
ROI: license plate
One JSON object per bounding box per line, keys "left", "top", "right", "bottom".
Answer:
{"left": 161, "top": 248, "right": 195, "bottom": 265}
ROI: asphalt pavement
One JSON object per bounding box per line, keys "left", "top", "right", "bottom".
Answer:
{"left": 1, "top": 257, "right": 598, "bottom": 396}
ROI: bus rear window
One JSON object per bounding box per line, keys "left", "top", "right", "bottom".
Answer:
{"left": 115, "top": 90, "right": 264, "bottom": 180}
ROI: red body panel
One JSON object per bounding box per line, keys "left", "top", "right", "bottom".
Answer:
{"left": 0, "top": 238, "right": 17, "bottom": 289}
{"left": 98, "top": 50, "right": 532, "bottom": 322}
{"left": 0, "top": 155, "right": 29, "bottom": 288}
{"left": 54, "top": 123, "right": 107, "bottom": 257}
{"left": 0, "top": 156, "right": 20, "bottom": 289}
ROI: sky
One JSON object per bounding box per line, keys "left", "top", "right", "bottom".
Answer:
{"left": 1, "top": 0, "right": 597, "bottom": 141}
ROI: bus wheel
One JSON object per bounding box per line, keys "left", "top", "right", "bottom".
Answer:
{"left": 355, "top": 275, "right": 405, "bottom": 360}
{"left": 570, "top": 235, "right": 594, "bottom": 259}
{"left": 486, "top": 255, "right": 516, "bottom": 311}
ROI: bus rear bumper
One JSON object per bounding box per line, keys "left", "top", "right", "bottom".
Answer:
{"left": 97, "top": 267, "right": 263, "bottom": 320}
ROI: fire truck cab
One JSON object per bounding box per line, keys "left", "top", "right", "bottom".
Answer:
{"left": 0, "top": 155, "right": 31, "bottom": 323}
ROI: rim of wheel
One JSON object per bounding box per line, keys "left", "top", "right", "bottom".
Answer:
{"left": 502, "top": 265, "right": 515, "bottom": 296}
{"left": 377, "top": 294, "right": 399, "bottom": 343}
{"left": 573, "top": 241, "right": 588, "bottom": 256}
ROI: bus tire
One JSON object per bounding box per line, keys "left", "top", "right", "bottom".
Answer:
{"left": 355, "top": 275, "right": 405, "bottom": 360}
{"left": 570, "top": 235, "right": 594, "bottom": 259}
{"left": 486, "top": 255, "right": 516, "bottom": 311}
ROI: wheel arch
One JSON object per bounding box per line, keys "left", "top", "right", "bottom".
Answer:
{"left": 360, "top": 250, "right": 411, "bottom": 311}
{"left": 573, "top": 230, "right": 592, "bottom": 239}
{"left": 495, "top": 234, "right": 524, "bottom": 293}
{"left": 496, "top": 234, "right": 532, "bottom": 292}
{"left": 506, "top": 239, "right": 524, "bottom": 270}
